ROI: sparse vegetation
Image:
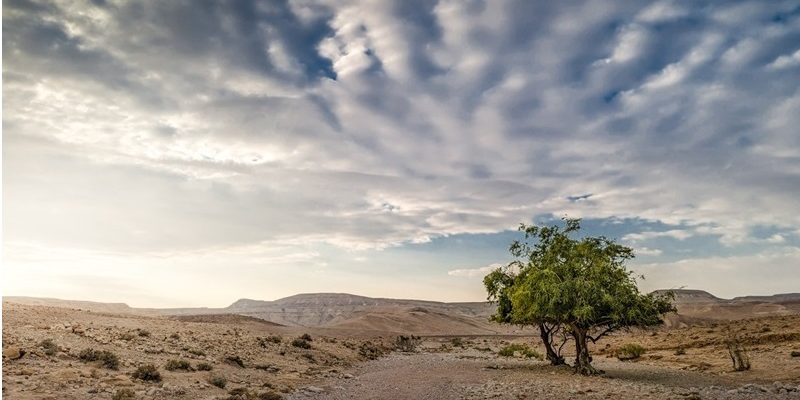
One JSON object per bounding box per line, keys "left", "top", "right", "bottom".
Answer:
{"left": 725, "top": 331, "right": 751, "bottom": 371}
{"left": 164, "top": 359, "right": 193, "bottom": 371}
{"left": 615, "top": 344, "right": 646, "bottom": 361}
{"left": 450, "top": 337, "right": 464, "bottom": 347}
{"left": 225, "top": 355, "right": 246, "bottom": 368}
{"left": 196, "top": 362, "right": 214, "bottom": 371}
{"left": 170, "top": 332, "right": 181, "bottom": 340}
{"left": 394, "top": 335, "right": 421, "bottom": 352}
{"left": 131, "top": 364, "right": 161, "bottom": 382}
{"left": 300, "top": 333, "right": 313, "bottom": 341}
{"left": 78, "top": 348, "right": 120, "bottom": 369}
{"left": 187, "top": 348, "right": 206, "bottom": 356}
{"left": 112, "top": 388, "right": 136, "bottom": 400}
{"left": 498, "top": 343, "right": 543, "bottom": 359}
{"left": 137, "top": 329, "right": 151, "bottom": 337}
{"left": 39, "top": 339, "right": 58, "bottom": 356}
{"left": 358, "top": 341, "right": 384, "bottom": 360}
{"left": 675, "top": 347, "right": 686, "bottom": 356}
{"left": 209, "top": 374, "right": 227, "bottom": 388}
{"left": 258, "top": 335, "right": 282, "bottom": 347}
{"left": 119, "top": 332, "right": 135, "bottom": 341}
{"left": 292, "top": 337, "right": 312, "bottom": 349}
{"left": 791, "top": 350, "right": 800, "bottom": 357}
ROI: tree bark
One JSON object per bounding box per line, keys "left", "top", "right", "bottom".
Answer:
{"left": 538, "top": 323, "right": 565, "bottom": 366}
{"left": 572, "top": 326, "right": 600, "bottom": 375}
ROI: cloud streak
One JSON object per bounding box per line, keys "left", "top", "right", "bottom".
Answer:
{"left": 3, "top": 0, "right": 800, "bottom": 304}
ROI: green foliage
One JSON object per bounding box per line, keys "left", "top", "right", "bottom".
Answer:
{"left": 498, "top": 343, "right": 543, "bottom": 359}
{"left": 164, "top": 359, "right": 193, "bottom": 371}
{"left": 196, "top": 362, "right": 214, "bottom": 371}
{"left": 209, "top": 374, "right": 227, "bottom": 388}
{"left": 485, "top": 218, "right": 675, "bottom": 374}
{"left": 615, "top": 343, "right": 646, "bottom": 360}
{"left": 78, "top": 348, "right": 120, "bottom": 369}
{"left": 112, "top": 388, "right": 136, "bottom": 400}
{"left": 291, "top": 337, "right": 312, "bottom": 349}
{"left": 39, "top": 339, "right": 58, "bottom": 356}
{"left": 131, "top": 364, "right": 161, "bottom": 382}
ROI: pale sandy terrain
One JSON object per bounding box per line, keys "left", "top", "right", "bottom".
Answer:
{"left": 4, "top": 297, "right": 800, "bottom": 399}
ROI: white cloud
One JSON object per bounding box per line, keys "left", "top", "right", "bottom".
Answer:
{"left": 623, "top": 229, "right": 695, "bottom": 242}
{"left": 767, "top": 49, "right": 800, "bottom": 70}
{"left": 634, "top": 247, "right": 663, "bottom": 256}
{"left": 3, "top": 0, "right": 800, "bottom": 303}
{"left": 448, "top": 263, "right": 503, "bottom": 278}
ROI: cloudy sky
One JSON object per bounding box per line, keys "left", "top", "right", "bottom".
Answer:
{"left": 3, "top": 0, "right": 800, "bottom": 307}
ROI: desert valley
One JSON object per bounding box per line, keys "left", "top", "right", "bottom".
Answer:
{"left": 3, "top": 290, "right": 800, "bottom": 399}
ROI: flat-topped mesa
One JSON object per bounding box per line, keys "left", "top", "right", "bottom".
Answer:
{"left": 652, "top": 289, "right": 722, "bottom": 304}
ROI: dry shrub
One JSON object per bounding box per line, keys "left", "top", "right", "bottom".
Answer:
{"left": 615, "top": 343, "right": 646, "bottom": 361}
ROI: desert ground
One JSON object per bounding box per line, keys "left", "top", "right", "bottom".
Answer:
{"left": 3, "top": 293, "right": 800, "bottom": 399}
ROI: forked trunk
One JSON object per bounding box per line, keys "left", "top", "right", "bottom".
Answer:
{"left": 538, "top": 323, "right": 565, "bottom": 366}
{"left": 572, "top": 326, "right": 600, "bottom": 375}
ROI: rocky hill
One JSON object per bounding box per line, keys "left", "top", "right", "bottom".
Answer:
{"left": 6, "top": 290, "right": 800, "bottom": 334}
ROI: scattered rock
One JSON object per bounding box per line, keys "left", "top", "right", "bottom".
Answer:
{"left": 3, "top": 347, "right": 25, "bottom": 360}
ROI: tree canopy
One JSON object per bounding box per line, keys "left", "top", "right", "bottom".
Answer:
{"left": 485, "top": 218, "right": 675, "bottom": 375}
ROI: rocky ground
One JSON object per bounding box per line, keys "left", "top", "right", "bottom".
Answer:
{"left": 3, "top": 303, "right": 800, "bottom": 399}
{"left": 2, "top": 303, "right": 391, "bottom": 399}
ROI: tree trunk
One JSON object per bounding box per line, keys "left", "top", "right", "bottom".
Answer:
{"left": 538, "top": 323, "right": 565, "bottom": 365}
{"left": 572, "top": 326, "right": 600, "bottom": 375}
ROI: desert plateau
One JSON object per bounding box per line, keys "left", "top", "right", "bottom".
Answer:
{"left": 3, "top": 290, "right": 800, "bottom": 399}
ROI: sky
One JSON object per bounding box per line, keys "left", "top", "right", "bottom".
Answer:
{"left": 3, "top": 0, "right": 800, "bottom": 308}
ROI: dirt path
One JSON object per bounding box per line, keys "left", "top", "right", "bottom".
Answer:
{"left": 288, "top": 352, "right": 799, "bottom": 399}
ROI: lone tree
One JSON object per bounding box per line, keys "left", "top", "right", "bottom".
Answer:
{"left": 486, "top": 218, "right": 675, "bottom": 375}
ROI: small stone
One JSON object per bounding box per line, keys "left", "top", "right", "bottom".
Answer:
{"left": 3, "top": 347, "right": 25, "bottom": 360}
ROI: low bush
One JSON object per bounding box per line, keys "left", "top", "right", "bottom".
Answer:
{"left": 196, "top": 362, "right": 213, "bottom": 371}
{"left": 300, "top": 333, "right": 313, "bottom": 342}
{"left": 209, "top": 374, "right": 227, "bottom": 389}
{"left": 615, "top": 343, "right": 646, "bottom": 361}
{"left": 257, "top": 335, "right": 282, "bottom": 347}
{"left": 450, "top": 337, "right": 464, "bottom": 348}
{"left": 112, "top": 388, "right": 136, "bottom": 400}
{"left": 291, "top": 338, "right": 311, "bottom": 349}
{"left": 498, "top": 343, "right": 542, "bottom": 359}
{"left": 131, "top": 364, "right": 161, "bottom": 382}
{"left": 39, "top": 339, "right": 58, "bottom": 356}
{"left": 187, "top": 348, "right": 206, "bottom": 356}
{"left": 224, "top": 355, "right": 245, "bottom": 368}
{"left": 358, "top": 341, "right": 384, "bottom": 360}
{"left": 394, "top": 335, "right": 421, "bottom": 352}
{"left": 164, "top": 359, "right": 193, "bottom": 371}
{"left": 137, "top": 329, "right": 151, "bottom": 337}
{"left": 170, "top": 332, "right": 181, "bottom": 340}
{"left": 675, "top": 347, "right": 686, "bottom": 356}
{"left": 791, "top": 350, "right": 800, "bottom": 358}
{"left": 78, "top": 348, "right": 120, "bottom": 369}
